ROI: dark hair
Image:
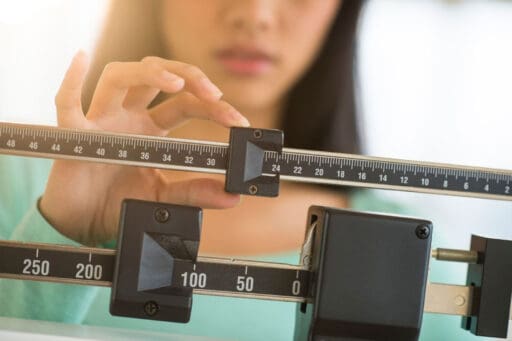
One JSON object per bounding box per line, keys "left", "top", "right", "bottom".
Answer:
{"left": 83, "top": 1, "right": 365, "bottom": 154}
{"left": 281, "top": 1, "right": 364, "bottom": 154}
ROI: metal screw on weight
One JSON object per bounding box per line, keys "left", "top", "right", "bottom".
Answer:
{"left": 415, "top": 225, "right": 430, "bottom": 239}
{"left": 154, "top": 208, "right": 170, "bottom": 223}
{"left": 248, "top": 185, "right": 258, "bottom": 195}
{"left": 144, "top": 301, "right": 159, "bottom": 316}
{"left": 253, "top": 129, "right": 262, "bottom": 139}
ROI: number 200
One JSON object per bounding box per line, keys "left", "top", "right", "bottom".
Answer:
{"left": 75, "top": 263, "right": 103, "bottom": 280}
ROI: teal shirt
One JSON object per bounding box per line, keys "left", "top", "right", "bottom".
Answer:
{"left": 0, "top": 155, "right": 487, "bottom": 340}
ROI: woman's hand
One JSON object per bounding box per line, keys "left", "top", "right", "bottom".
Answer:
{"left": 39, "top": 52, "right": 249, "bottom": 245}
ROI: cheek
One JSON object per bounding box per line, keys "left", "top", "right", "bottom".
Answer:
{"left": 279, "top": 1, "right": 341, "bottom": 75}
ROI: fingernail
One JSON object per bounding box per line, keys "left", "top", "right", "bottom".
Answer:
{"left": 71, "top": 50, "right": 89, "bottom": 69}
{"left": 162, "top": 71, "right": 183, "bottom": 84}
{"left": 238, "top": 116, "right": 250, "bottom": 127}
{"left": 73, "top": 50, "right": 86, "bottom": 61}
{"left": 200, "top": 78, "right": 223, "bottom": 99}
{"left": 231, "top": 110, "right": 250, "bottom": 127}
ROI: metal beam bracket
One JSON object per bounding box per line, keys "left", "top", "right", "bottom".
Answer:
{"left": 294, "top": 207, "right": 433, "bottom": 341}
{"left": 462, "top": 235, "right": 512, "bottom": 338}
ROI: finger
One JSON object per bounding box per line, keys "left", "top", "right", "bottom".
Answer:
{"left": 125, "top": 55, "right": 225, "bottom": 112}
{"left": 142, "top": 56, "right": 223, "bottom": 102}
{"left": 159, "top": 178, "right": 240, "bottom": 209}
{"left": 148, "top": 92, "right": 250, "bottom": 130}
{"left": 123, "top": 85, "right": 161, "bottom": 112}
{"left": 87, "top": 61, "right": 185, "bottom": 119}
{"left": 55, "top": 51, "right": 89, "bottom": 128}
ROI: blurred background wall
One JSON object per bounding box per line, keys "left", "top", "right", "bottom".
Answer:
{"left": 359, "top": 0, "right": 512, "bottom": 281}
{"left": 0, "top": 1, "right": 511, "bottom": 339}
{"left": 0, "top": 0, "right": 106, "bottom": 124}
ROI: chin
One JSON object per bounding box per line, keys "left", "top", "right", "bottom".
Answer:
{"left": 221, "top": 82, "right": 285, "bottom": 114}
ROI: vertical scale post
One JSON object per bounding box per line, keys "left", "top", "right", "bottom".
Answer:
{"left": 295, "top": 207, "right": 432, "bottom": 341}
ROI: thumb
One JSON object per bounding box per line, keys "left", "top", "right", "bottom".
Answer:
{"left": 55, "top": 50, "right": 90, "bottom": 128}
{"left": 159, "top": 178, "right": 241, "bottom": 209}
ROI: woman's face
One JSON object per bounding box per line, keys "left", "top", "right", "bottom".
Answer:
{"left": 161, "top": 0, "right": 341, "bottom": 115}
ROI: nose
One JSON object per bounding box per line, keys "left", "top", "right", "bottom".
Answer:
{"left": 222, "top": 0, "right": 277, "bottom": 33}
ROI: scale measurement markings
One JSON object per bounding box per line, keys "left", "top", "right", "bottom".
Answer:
{"left": 0, "top": 241, "right": 309, "bottom": 302}
{"left": 264, "top": 150, "right": 512, "bottom": 200}
{"left": 174, "top": 260, "right": 309, "bottom": 298}
{"left": 1, "top": 122, "right": 511, "bottom": 200}
{"left": 0, "top": 241, "right": 115, "bottom": 286}
{"left": 0, "top": 122, "right": 227, "bottom": 174}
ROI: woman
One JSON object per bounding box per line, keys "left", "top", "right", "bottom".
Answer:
{"left": 0, "top": 1, "right": 414, "bottom": 340}
{"left": 40, "top": 0, "right": 363, "bottom": 254}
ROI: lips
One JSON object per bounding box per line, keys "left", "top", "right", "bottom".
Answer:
{"left": 215, "top": 46, "right": 277, "bottom": 76}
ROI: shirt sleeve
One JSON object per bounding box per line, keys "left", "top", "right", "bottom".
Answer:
{"left": 0, "top": 155, "right": 100, "bottom": 323}
{"left": 10, "top": 200, "right": 80, "bottom": 245}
